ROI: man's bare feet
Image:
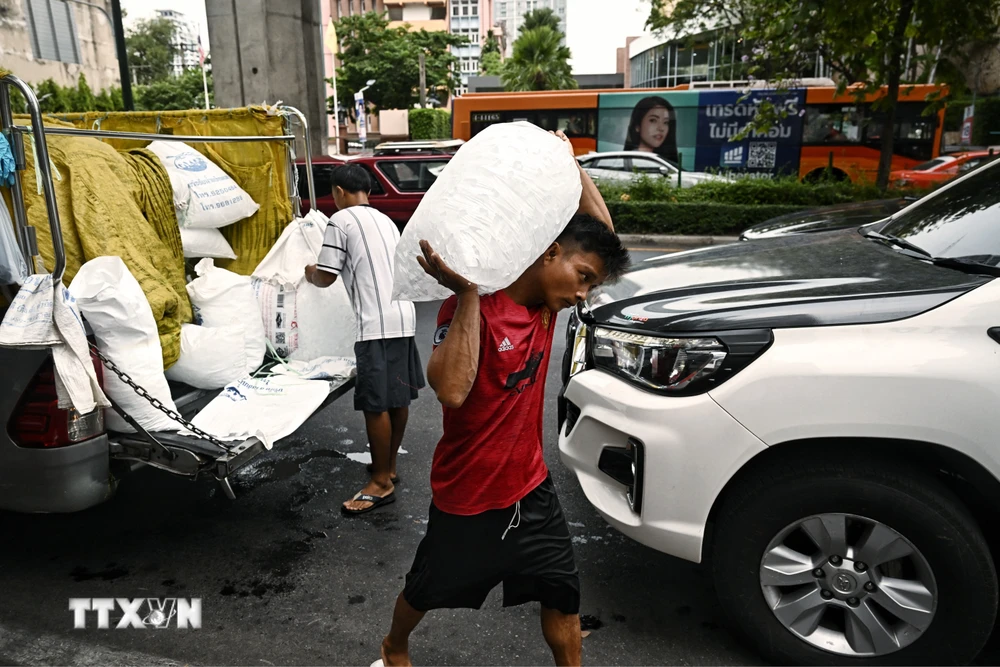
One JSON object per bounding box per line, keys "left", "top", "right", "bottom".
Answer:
{"left": 343, "top": 478, "right": 394, "bottom": 513}
{"left": 381, "top": 635, "right": 411, "bottom": 667}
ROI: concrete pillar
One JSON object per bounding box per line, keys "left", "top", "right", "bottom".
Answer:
{"left": 206, "top": 0, "right": 328, "bottom": 156}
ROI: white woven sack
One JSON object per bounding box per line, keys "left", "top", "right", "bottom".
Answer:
{"left": 251, "top": 211, "right": 357, "bottom": 361}
{"left": 391, "top": 122, "right": 582, "bottom": 302}
{"left": 186, "top": 258, "right": 266, "bottom": 373}
{"left": 164, "top": 323, "right": 248, "bottom": 390}
{"left": 68, "top": 257, "right": 179, "bottom": 433}
{"left": 148, "top": 141, "right": 259, "bottom": 229}
{"left": 180, "top": 228, "right": 237, "bottom": 260}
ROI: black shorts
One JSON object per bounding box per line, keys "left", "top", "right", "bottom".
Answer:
{"left": 403, "top": 476, "right": 580, "bottom": 615}
{"left": 354, "top": 337, "right": 425, "bottom": 413}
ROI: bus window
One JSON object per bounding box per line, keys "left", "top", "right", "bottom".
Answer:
{"left": 866, "top": 103, "right": 937, "bottom": 161}
{"left": 470, "top": 111, "right": 504, "bottom": 137}
{"left": 535, "top": 110, "right": 597, "bottom": 138}
{"left": 804, "top": 105, "right": 863, "bottom": 144}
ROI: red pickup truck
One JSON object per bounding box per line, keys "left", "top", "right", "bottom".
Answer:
{"left": 296, "top": 152, "right": 451, "bottom": 229}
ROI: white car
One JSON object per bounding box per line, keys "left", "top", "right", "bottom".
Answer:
{"left": 577, "top": 151, "right": 726, "bottom": 187}
{"left": 559, "top": 157, "right": 1000, "bottom": 665}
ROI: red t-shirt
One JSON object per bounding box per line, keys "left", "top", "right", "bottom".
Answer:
{"left": 430, "top": 290, "right": 555, "bottom": 515}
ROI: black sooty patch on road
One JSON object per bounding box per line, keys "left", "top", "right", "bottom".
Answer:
{"left": 70, "top": 563, "right": 130, "bottom": 582}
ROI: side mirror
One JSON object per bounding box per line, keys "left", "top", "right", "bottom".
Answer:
{"left": 659, "top": 166, "right": 671, "bottom": 176}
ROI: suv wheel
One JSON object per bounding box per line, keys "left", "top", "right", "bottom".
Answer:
{"left": 711, "top": 459, "right": 997, "bottom": 665}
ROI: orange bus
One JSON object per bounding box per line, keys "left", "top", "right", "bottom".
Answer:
{"left": 452, "top": 84, "right": 947, "bottom": 182}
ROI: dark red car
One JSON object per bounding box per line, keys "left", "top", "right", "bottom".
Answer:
{"left": 296, "top": 152, "right": 451, "bottom": 229}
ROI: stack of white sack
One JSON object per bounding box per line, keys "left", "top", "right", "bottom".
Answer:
{"left": 251, "top": 209, "right": 357, "bottom": 361}
{"left": 391, "top": 122, "right": 582, "bottom": 302}
{"left": 166, "top": 258, "right": 268, "bottom": 389}
{"left": 187, "top": 357, "right": 355, "bottom": 447}
{"left": 147, "top": 141, "right": 259, "bottom": 261}
{"left": 69, "top": 257, "right": 180, "bottom": 433}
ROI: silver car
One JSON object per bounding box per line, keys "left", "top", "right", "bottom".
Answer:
{"left": 577, "top": 151, "right": 726, "bottom": 188}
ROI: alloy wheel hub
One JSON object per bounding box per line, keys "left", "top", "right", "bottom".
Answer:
{"left": 759, "top": 513, "right": 937, "bottom": 658}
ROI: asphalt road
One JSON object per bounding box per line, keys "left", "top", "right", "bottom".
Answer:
{"left": 0, "top": 247, "right": 996, "bottom": 666}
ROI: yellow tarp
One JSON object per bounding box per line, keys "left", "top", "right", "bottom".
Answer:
{"left": 14, "top": 118, "right": 192, "bottom": 367}
{"left": 54, "top": 107, "right": 296, "bottom": 276}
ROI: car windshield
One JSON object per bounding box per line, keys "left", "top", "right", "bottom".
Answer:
{"left": 909, "top": 157, "right": 950, "bottom": 171}
{"left": 879, "top": 161, "right": 1000, "bottom": 265}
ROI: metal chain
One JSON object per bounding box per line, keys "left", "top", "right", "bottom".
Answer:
{"left": 89, "top": 343, "right": 229, "bottom": 449}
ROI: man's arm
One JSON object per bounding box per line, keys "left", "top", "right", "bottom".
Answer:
{"left": 576, "top": 164, "right": 614, "bottom": 231}
{"left": 427, "top": 291, "right": 480, "bottom": 408}
{"left": 305, "top": 265, "right": 338, "bottom": 288}
{"left": 418, "top": 240, "right": 480, "bottom": 409}
{"left": 551, "top": 130, "right": 614, "bottom": 231}
{"left": 307, "top": 214, "right": 348, "bottom": 288}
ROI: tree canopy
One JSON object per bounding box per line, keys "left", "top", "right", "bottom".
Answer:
{"left": 502, "top": 17, "right": 575, "bottom": 92}
{"left": 330, "top": 11, "right": 465, "bottom": 115}
{"left": 647, "top": 0, "right": 1000, "bottom": 188}
{"left": 480, "top": 50, "right": 503, "bottom": 76}
{"left": 520, "top": 7, "right": 561, "bottom": 33}
{"left": 137, "top": 68, "right": 213, "bottom": 111}
{"left": 124, "top": 17, "right": 179, "bottom": 86}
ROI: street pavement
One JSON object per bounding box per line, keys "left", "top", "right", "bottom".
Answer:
{"left": 0, "top": 247, "right": 996, "bottom": 666}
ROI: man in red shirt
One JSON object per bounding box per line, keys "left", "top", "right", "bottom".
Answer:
{"left": 377, "top": 133, "right": 630, "bottom": 666}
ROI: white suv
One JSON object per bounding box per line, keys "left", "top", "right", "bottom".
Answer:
{"left": 559, "top": 158, "right": 1000, "bottom": 665}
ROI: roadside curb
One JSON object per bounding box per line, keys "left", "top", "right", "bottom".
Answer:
{"left": 618, "top": 234, "right": 740, "bottom": 248}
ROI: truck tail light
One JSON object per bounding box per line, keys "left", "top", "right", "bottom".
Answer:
{"left": 8, "top": 353, "right": 106, "bottom": 448}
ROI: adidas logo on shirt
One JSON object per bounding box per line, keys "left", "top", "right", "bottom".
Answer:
{"left": 498, "top": 337, "right": 515, "bottom": 352}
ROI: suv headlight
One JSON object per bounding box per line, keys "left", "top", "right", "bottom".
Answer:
{"left": 592, "top": 327, "right": 727, "bottom": 392}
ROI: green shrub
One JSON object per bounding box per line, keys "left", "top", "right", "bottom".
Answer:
{"left": 410, "top": 108, "right": 452, "bottom": 140}
{"left": 608, "top": 201, "right": 810, "bottom": 236}
{"left": 599, "top": 175, "right": 892, "bottom": 207}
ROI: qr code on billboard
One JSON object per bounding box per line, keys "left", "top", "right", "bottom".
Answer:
{"left": 747, "top": 142, "right": 777, "bottom": 169}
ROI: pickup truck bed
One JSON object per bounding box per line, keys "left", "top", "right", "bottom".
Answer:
{"left": 108, "top": 373, "right": 355, "bottom": 499}
{"left": 0, "top": 326, "right": 354, "bottom": 512}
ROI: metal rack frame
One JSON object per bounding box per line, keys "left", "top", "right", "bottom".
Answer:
{"left": 0, "top": 72, "right": 317, "bottom": 284}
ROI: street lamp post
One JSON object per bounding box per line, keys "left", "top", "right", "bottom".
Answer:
{"left": 354, "top": 79, "right": 376, "bottom": 150}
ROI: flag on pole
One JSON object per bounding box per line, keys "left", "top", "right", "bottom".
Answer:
{"left": 324, "top": 21, "right": 339, "bottom": 54}
{"left": 198, "top": 35, "right": 206, "bottom": 65}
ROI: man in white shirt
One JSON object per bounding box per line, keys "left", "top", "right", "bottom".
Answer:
{"left": 305, "top": 163, "right": 424, "bottom": 516}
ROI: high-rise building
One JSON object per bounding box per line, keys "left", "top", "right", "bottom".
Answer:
{"left": 155, "top": 9, "right": 201, "bottom": 77}
{"left": 450, "top": 0, "right": 495, "bottom": 94}
{"left": 494, "top": 0, "right": 566, "bottom": 58}
{"left": 385, "top": 0, "right": 448, "bottom": 32}
{"left": 331, "top": 0, "right": 387, "bottom": 18}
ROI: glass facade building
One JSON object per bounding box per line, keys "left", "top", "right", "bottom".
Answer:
{"left": 630, "top": 29, "right": 831, "bottom": 89}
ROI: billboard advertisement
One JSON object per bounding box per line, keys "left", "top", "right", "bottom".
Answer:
{"left": 693, "top": 89, "right": 806, "bottom": 178}
{"left": 597, "top": 89, "right": 806, "bottom": 178}
{"left": 597, "top": 92, "right": 700, "bottom": 171}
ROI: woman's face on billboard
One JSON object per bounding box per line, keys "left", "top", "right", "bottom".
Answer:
{"left": 636, "top": 105, "right": 670, "bottom": 151}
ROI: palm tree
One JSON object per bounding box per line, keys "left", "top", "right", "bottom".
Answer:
{"left": 520, "top": 7, "right": 561, "bottom": 34}
{"left": 502, "top": 26, "right": 577, "bottom": 91}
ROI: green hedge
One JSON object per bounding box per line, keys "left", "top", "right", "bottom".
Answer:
{"left": 410, "top": 108, "right": 452, "bottom": 140}
{"left": 608, "top": 201, "right": 810, "bottom": 236}
{"left": 598, "top": 176, "right": 890, "bottom": 207}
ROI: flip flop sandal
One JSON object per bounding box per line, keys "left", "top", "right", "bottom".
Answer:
{"left": 341, "top": 492, "right": 396, "bottom": 516}
{"left": 366, "top": 463, "right": 399, "bottom": 484}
